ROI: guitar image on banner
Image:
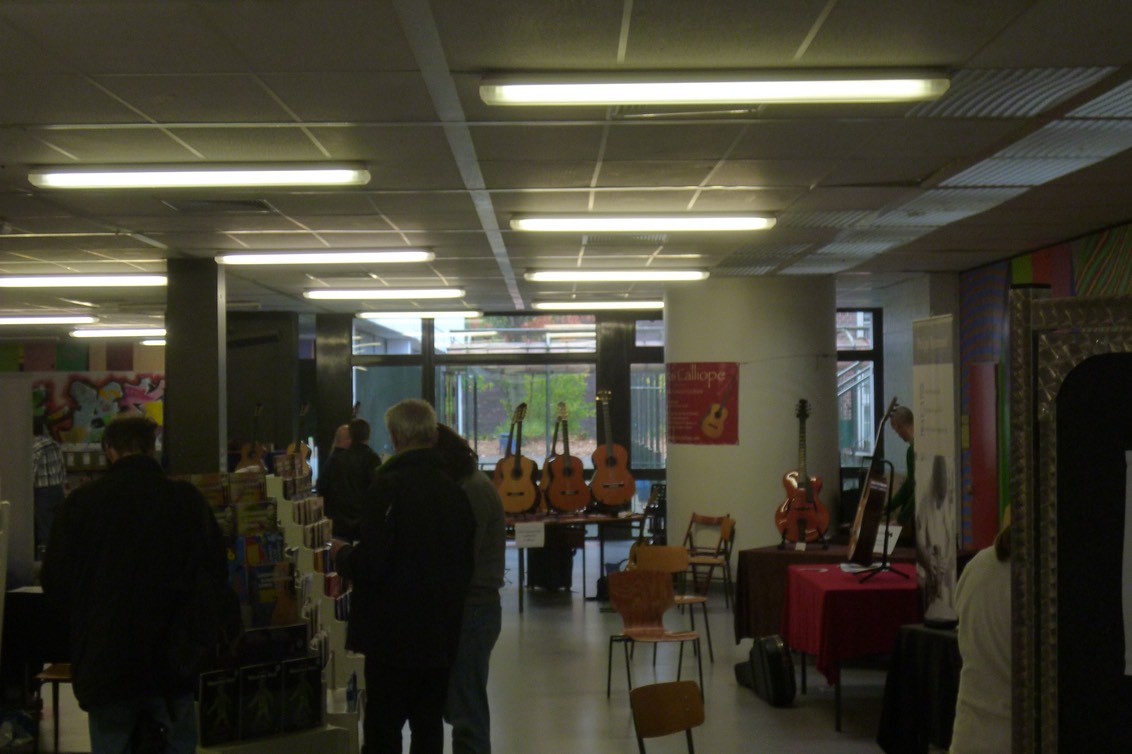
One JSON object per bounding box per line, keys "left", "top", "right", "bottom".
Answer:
{"left": 775, "top": 399, "right": 830, "bottom": 547}
{"left": 543, "top": 402, "right": 589, "bottom": 512}
{"left": 492, "top": 403, "right": 541, "bottom": 513}
{"left": 847, "top": 397, "right": 900, "bottom": 566}
{"left": 701, "top": 373, "right": 737, "bottom": 440}
{"left": 590, "top": 390, "right": 635, "bottom": 508}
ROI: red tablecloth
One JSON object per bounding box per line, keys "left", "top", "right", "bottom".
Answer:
{"left": 781, "top": 563, "right": 922, "bottom": 684}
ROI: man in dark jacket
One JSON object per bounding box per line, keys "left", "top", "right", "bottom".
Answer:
{"left": 42, "top": 415, "right": 237, "bottom": 754}
{"left": 331, "top": 399, "right": 475, "bottom": 754}
{"left": 321, "top": 417, "right": 381, "bottom": 539}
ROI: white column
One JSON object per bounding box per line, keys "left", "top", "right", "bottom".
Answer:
{"left": 665, "top": 276, "right": 838, "bottom": 552}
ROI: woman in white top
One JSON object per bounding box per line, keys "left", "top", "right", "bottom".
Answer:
{"left": 950, "top": 523, "right": 1012, "bottom": 753}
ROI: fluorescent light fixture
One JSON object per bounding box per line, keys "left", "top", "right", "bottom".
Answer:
{"left": 217, "top": 250, "right": 433, "bottom": 265}
{"left": 141, "top": 339, "right": 167, "bottom": 347}
{"left": 0, "top": 275, "right": 167, "bottom": 288}
{"left": 305, "top": 288, "right": 464, "bottom": 301}
{"left": 533, "top": 300, "right": 664, "bottom": 311}
{"left": 358, "top": 310, "right": 483, "bottom": 320}
{"left": 29, "top": 164, "right": 371, "bottom": 189}
{"left": 0, "top": 315, "right": 98, "bottom": 325}
{"left": 511, "top": 215, "right": 774, "bottom": 232}
{"left": 481, "top": 71, "right": 950, "bottom": 106}
{"left": 71, "top": 327, "right": 167, "bottom": 339}
{"left": 525, "top": 269, "right": 708, "bottom": 282}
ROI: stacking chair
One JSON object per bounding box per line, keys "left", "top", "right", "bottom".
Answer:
{"left": 34, "top": 663, "right": 73, "bottom": 754}
{"left": 629, "top": 680, "right": 705, "bottom": 754}
{"left": 682, "top": 513, "right": 736, "bottom": 609}
{"left": 606, "top": 569, "right": 704, "bottom": 699}
{"left": 633, "top": 544, "right": 714, "bottom": 662}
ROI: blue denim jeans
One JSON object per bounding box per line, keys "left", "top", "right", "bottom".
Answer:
{"left": 445, "top": 602, "right": 502, "bottom": 754}
{"left": 87, "top": 694, "right": 196, "bottom": 754}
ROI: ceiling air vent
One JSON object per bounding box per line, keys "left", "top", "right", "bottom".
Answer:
{"left": 583, "top": 233, "right": 669, "bottom": 245}
{"left": 162, "top": 199, "right": 273, "bottom": 214}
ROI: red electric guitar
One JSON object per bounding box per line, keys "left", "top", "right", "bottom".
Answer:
{"left": 775, "top": 399, "right": 830, "bottom": 545}
{"left": 589, "top": 390, "right": 635, "bottom": 508}
{"left": 543, "top": 402, "right": 589, "bottom": 512}
{"left": 492, "top": 403, "right": 541, "bottom": 513}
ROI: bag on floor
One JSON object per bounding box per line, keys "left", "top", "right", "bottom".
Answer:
{"left": 745, "top": 635, "right": 796, "bottom": 707}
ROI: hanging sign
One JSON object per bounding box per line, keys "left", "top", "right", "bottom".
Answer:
{"left": 666, "top": 362, "right": 739, "bottom": 445}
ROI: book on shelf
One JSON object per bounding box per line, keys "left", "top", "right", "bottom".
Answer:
{"left": 281, "top": 655, "right": 324, "bottom": 732}
{"left": 198, "top": 668, "right": 239, "bottom": 747}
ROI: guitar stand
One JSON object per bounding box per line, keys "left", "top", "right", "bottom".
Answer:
{"left": 857, "top": 516, "right": 908, "bottom": 582}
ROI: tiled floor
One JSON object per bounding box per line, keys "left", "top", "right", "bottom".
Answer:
{"left": 40, "top": 538, "right": 891, "bottom": 752}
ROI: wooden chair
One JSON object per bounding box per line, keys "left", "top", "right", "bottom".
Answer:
{"left": 629, "top": 680, "right": 705, "bottom": 754}
{"left": 34, "top": 663, "right": 73, "bottom": 754}
{"left": 606, "top": 569, "right": 704, "bottom": 699}
{"left": 633, "top": 544, "right": 714, "bottom": 662}
{"left": 682, "top": 513, "right": 736, "bottom": 609}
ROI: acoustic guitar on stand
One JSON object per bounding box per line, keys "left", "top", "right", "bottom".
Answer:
{"left": 543, "top": 402, "right": 590, "bottom": 512}
{"left": 590, "top": 390, "right": 635, "bottom": 508}
{"left": 847, "top": 397, "right": 900, "bottom": 566}
{"left": 492, "top": 403, "right": 541, "bottom": 513}
{"left": 286, "top": 402, "right": 312, "bottom": 477}
{"left": 236, "top": 403, "right": 267, "bottom": 471}
{"left": 775, "top": 399, "right": 830, "bottom": 546}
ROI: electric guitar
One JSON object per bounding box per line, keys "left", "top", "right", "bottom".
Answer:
{"left": 848, "top": 397, "right": 900, "bottom": 565}
{"left": 543, "top": 402, "right": 589, "bottom": 512}
{"left": 589, "top": 390, "right": 635, "bottom": 508}
{"left": 236, "top": 403, "right": 267, "bottom": 471}
{"left": 492, "top": 403, "right": 541, "bottom": 513}
{"left": 701, "top": 374, "right": 737, "bottom": 439}
{"left": 775, "top": 399, "right": 830, "bottom": 544}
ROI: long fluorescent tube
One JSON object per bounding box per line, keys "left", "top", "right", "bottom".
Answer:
{"left": 29, "top": 164, "right": 371, "bottom": 189}
{"left": 511, "top": 215, "right": 774, "bottom": 232}
{"left": 526, "top": 269, "right": 708, "bottom": 282}
{"left": 533, "top": 300, "right": 664, "bottom": 311}
{"left": 305, "top": 288, "right": 465, "bottom": 301}
{"left": 218, "top": 250, "right": 433, "bottom": 265}
{"left": 0, "top": 315, "right": 98, "bottom": 325}
{"left": 359, "top": 310, "right": 483, "bottom": 319}
{"left": 481, "top": 72, "right": 950, "bottom": 106}
{"left": 0, "top": 275, "right": 167, "bottom": 288}
{"left": 141, "top": 339, "right": 167, "bottom": 347}
{"left": 71, "top": 328, "right": 167, "bottom": 338}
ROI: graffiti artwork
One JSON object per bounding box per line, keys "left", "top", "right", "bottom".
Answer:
{"left": 32, "top": 372, "right": 165, "bottom": 445}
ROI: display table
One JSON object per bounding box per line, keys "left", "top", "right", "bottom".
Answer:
{"left": 876, "top": 623, "right": 962, "bottom": 754}
{"left": 733, "top": 544, "right": 916, "bottom": 643}
{"left": 781, "top": 562, "right": 922, "bottom": 731}
{"left": 506, "top": 512, "right": 643, "bottom": 613}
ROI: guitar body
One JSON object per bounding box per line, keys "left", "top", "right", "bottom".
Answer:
{"left": 286, "top": 440, "right": 312, "bottom": 476}
{"left": 847, "top": 397, "right": 901, "bottom": 565}
{"left": 236, "top": 441, "right": 266, "bottom": 471}
{"left": 495, "top": 455, "right": 541, "bottom": 513}
{"left": 590, "top": 443, "right": 635, "bottom": 507}
{"left": 775, "top": 470, "right": 828, "bottom": 543}
{"left": 701, "top": 404, "right": 728, "bottom": 438}
{"left": 544, "top": 453, "right": 588, "bottom": 511}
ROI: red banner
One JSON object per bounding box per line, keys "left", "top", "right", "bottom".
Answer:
{"left": 666, "top": 362, "right": 739, "bottom": 445}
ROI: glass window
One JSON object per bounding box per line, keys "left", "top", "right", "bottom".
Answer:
{"left": 635, "top": 319, "right": 664, "bottom": 347}
{"left": 353, "top": 365, "right": 422, "bottom": 456}
{"left": 352, "top": 317, "right": 423, "bottom": 355}
{"left": 837, "top": 360, "right": 876, "bottom": 470}
{"left": 836, "top": 310, "right": 875, "bottom": 351}
{"left": 437, "top": 314, "right": 596, "bottom": 355}
{"left": 435, "top": 364, "right": 596, "bottom": 470}
{"left": 630, "top": 364, "right": 667, "bottom": 470}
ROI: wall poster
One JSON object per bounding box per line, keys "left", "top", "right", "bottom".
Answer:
{"left": 32, "top": 371, "right": 165, "bottom": 445}
{"left": 666, "top": 362, "right": 739, "bottom": 445}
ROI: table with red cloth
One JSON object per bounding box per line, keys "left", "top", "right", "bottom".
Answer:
{"left": 781, "top": 562, "right": 922, "bottom": 730}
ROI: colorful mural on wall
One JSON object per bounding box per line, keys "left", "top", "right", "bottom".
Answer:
{"left": 32, "top": 372, "right": 165, "bottom": 445}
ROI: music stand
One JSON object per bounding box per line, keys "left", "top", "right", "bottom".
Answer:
{"left": 857, "top": 459, "right": 909, "bottom": 582}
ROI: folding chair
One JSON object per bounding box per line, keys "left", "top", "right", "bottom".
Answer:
{"left": 682, "top": 513, "right": 736, "bottom": 609}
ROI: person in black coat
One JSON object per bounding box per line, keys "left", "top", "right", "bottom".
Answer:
{"left": 42, "top": 415, "right": 237, "bottom": 754}
{"left": 331, "top": 399, "right": 475, "bottom": 754}
{"left": 321, "top": 418, "right": 382, "bottom": 539}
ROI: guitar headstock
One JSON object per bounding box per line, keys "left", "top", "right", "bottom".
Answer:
{"left": 514, "top": 402, "right": 528, "bottom": 422}
{"left": 556, "top": 401, "right": 568, "bottom": 420}
{"left": 795, "top": 399, "right": 810, "bottom": 421}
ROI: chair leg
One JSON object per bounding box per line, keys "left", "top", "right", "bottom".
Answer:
{"left": 607, "top": 637, "right": 615, "bottom": 697}
{"left": 52, "top": 681, "right": 60, "bottom": 754}
{"left": 623, "top": 641, "right": 634, "bottom": 691}
{"left": 695, "top": 638, "right": 704, "bottom": 701}
{"left": 637, "top": 734, "right": 648, "bottom": 754}
{"left": 700, "top": 602, "right": 714, "bottom": 662}
{"left": 652, "top": 643, "right": 658, "bottom": 667}
{"left": 686, "top": 728, "right": 696, "bottom": 753}
{"left": 677, "top": 641, "right": 684, "bottom": 680}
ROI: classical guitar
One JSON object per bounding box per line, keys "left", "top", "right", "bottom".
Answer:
{"left": 543, "top": 402, "right": 589, "bottom": 512}
{"left": 775, "top": 399, "right": 830, "bottom": 545}
{"left": 236, "top": 403, "right": 267, "bottom": 471}
{"left": 701, "top": 375, "right": 737, "bottom": 439}
{"left": 492, "top": 403, "right": 541, "bottom": 513}
{"left": 847, "top": 397, "right": 900, "bottom": 565}
{"left": 286, "top": 402, "right": 312, "bottom": 477}
{"left": 590, "top": 390, "right": 635, "bottom": 508}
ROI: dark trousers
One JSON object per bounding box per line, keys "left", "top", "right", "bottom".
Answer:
{"left": 364, "top": 661, "right": 449, "bottom": 754}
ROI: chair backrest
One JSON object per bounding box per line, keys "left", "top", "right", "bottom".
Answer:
{"left": 608, "top": 569, "right": 676, "bottom": 633}
{"left": 682, "top": 512, "right": 732, "bottom": 557}
{"left": 630, "top": 680, "right": 704, "bottom": 750}
{"left": 633, "top": 544, "right": 690, "bottom": 575}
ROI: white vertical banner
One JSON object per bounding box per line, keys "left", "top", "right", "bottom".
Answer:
{"left": 1124, "top": 451, "right": 1132, "bottom": 675}
{"left": 912, "top": 315, "right": 959, "bottom": 625}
